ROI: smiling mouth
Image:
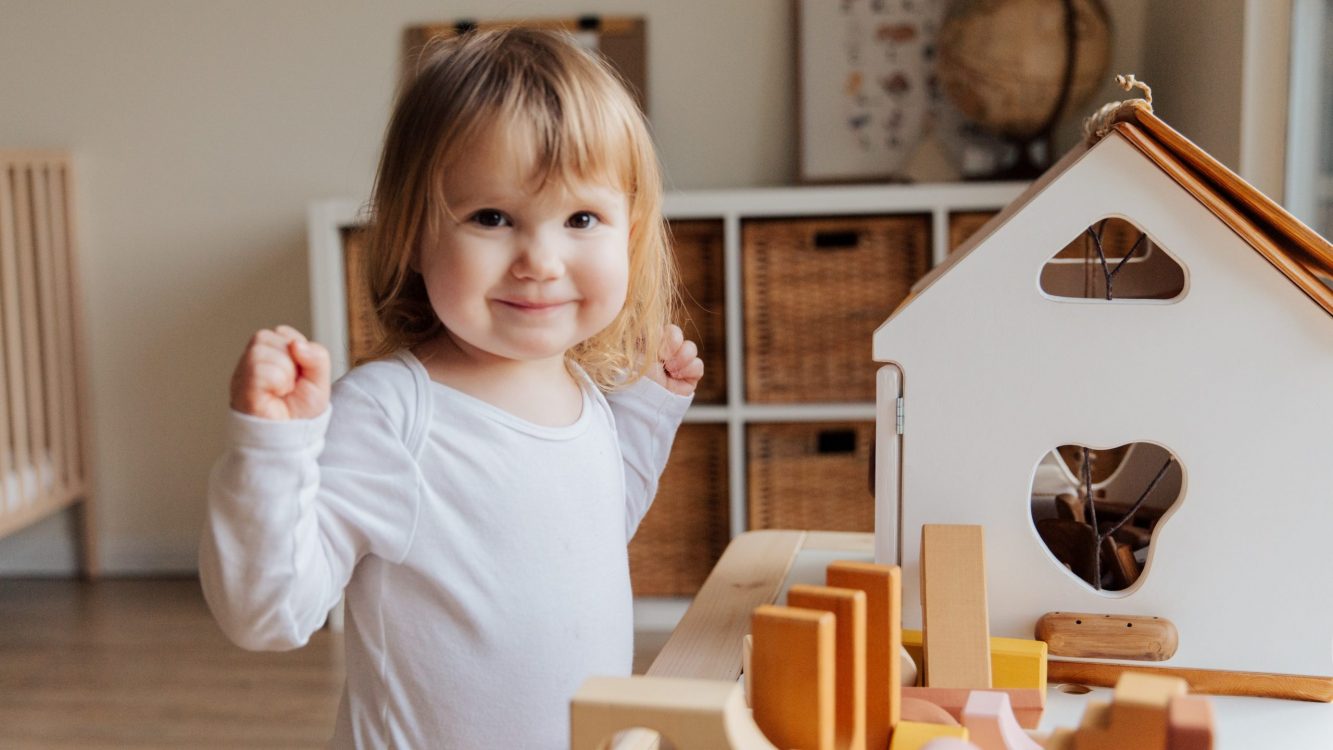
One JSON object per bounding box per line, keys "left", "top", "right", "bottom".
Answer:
{"left": 495, "top": 299, "right": 571, "bottom": 312}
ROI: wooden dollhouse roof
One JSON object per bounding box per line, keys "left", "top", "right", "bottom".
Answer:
{"left": 912, "top": 101, "right": 1333, "bottom": 317}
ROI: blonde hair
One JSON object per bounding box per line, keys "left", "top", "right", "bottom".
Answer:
{"left": 360, "top": 27, "right": 678, "bottom": 391}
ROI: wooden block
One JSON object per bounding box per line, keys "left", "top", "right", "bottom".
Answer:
{"left": 904, "top": 630, "right": 1046, "bottom": 691}
{"left": 889, "top": 720, "right": 969, "bottom": 750}
{"left": 1040, "top": 728, "right": 1076, "bottom": 750}
{"left": 960, "top": 691, "right": 1043, "bottom": 750}
{"left": 1109, "top": 672, "right": 1186, "bottom": 748}
{"left": 900, "top": 696, "right": 961, "bottom": 726}
{"left": 789, "top": 584, "right": 868, "bottom": 750}
{"left": 921, "top": 525, "right": 992, "bottom": 689}
{"left": 1167, "top": 694, "right": 1214, "bottom": 750}
{"left": 921, "top": 740, "right": 983, "bottom": 750}
{"left": 900, "top": 687, "right": 1045, "bottom": 730}
{"left": 570, "top": 676, "right": 779, "bottom": 750}
{"left": 1035, "top": 612, "right": 1178, "bottom": 661}
{"left": 827, "top": 560, "right": 904, "bottom": 746}
{"left": 1068, "top": 673, "right": 1184, "bottom": 750}
{"left": 751, "top": 604, "right": 835, "bottom": 750}
{"left": 743, "top": 634, "right": 753, "bottom": 708}
{"left": 1047, "top": 659, "right": 1333, "bottom": 702}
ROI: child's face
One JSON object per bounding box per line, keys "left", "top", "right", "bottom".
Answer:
{"left": 418, "top": 129, "right": 631, "bottom": 367}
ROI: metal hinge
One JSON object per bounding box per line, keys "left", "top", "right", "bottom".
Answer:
{"left": 896, "top": 397, "right": 904, "bottom": 435}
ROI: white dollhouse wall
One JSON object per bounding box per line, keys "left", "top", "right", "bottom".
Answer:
{"left": 873, "top": 132, "right": 1333, "bottom": 677}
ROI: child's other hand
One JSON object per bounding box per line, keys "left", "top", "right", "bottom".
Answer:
{"left": 229, "top": 325, "right": 331, "bottom": 421}
{"left": 651, "top": 323, "right": 703, "bottom": 397}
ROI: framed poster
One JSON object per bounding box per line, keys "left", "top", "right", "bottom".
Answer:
{"left": 796, "top": 0, "right": 938, "bottom": 183}
{"left": 403, "top": 16, "right": 648, "bottom": 115}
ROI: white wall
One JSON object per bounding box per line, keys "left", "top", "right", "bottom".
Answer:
{"left": 0, "top": 0, "right": 1156, "bottom": 574}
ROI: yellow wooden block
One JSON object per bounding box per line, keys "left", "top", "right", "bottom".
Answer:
{"left": 902, "top": 630, "right": 1047, "bottom": 691}
{"left": 889, "top": 720, "right": 969, "bottom": 750}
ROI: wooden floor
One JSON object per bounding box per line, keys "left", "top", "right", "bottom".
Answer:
{"left": 0, "top": 577, "right": 670, "bottom": 748}
{"left": 0, "top": 577, "right": 345, "bottom": 749}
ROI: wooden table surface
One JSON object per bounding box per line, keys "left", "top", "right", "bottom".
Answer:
{"left": 643, "top": 530, "right": 1333, "bottom": 750}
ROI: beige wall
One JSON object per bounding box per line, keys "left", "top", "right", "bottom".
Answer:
{"left": 0, "top": 1, "right": 1158, "bottom": 574}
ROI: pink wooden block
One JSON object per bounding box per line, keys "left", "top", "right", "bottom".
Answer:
{"left": 920, "top": 740, "right": 983, "bottom": 750}
{"left": 961, "top": 691, "right": 1042, "bottom": 750}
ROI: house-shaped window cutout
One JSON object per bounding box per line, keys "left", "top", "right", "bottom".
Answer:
{"left": 1040, "top": 217, "right": 1187, "bottom": 301}
{"left": 1030, "top": 442, "right": 1184, "bottom": 593}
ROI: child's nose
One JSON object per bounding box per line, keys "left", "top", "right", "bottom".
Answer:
{"left": 513, "top": 235, "right": 565, "bottom": 280}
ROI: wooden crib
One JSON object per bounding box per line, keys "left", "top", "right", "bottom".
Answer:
{"left": 0, "top": 151, "right": 96, "bottom": 576}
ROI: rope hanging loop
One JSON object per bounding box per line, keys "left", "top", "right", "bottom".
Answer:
{"left": 1083, "top": 74, "right": 1154, "bottom": 143}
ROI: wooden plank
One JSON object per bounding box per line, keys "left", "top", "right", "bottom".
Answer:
{"left": 0, "top": 162, "right": 15, "bottom": 512}
{"left": 788, "top": 584, "right": 867, "bottom": 750}
{"left": 1048, "top": 660, "right": 1333, "bottom": 703}
{"left": 14, "top": 163, "right": 49, "bottom": 501}
{"left": 58, "top": 155, "right": 96, "bottom": 576}
{"left": 44, "top": 162, "right": 76, "bottom": 494}
{"left": 32, "top": 163, "right": 66, "bottom": 504}
{"left": 751, "top": 604, "right": 835, "bottom": 750}
{"left": 1, "top": 161, "right": 34, "bottom": 504}
{"left": 826, "top": 561, "right": 902, "bottom": 747}
{"left": 921, "top": 524, "right": 991, "bottom": 689}
{"left": 646, "top": 530, "right": 804, "bottom": 680}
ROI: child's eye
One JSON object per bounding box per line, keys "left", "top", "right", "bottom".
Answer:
{"left": 470, "top": 209, "right": 509, "bottom": 228}
{"left": 566, "top": 211, "right": 600, "bottom": 229}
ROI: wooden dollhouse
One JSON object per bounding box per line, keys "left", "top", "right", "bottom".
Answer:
{"left": 872, "top": 99, "right": 1333, "bottom": 682}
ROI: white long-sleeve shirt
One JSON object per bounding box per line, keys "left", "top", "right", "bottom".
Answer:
{"left": 199, "top": 350, "right": 691, "bottom": 748}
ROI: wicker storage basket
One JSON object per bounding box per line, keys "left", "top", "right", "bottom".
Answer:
{"left": 628, "top": 423, "right": 730, "bottom": 596}
{"left": 341, "top": 226, "right": 382, "bottom": 363}
{"left": 948, "top": 210, "right": 997, "bottom": 254}
{"left": 669, "top": 220, "right": 727, "bottom": 404}
{"left": 742, "top": 214, "right": 930, "bottom": 403}
{"left": 746, "top": 421, "right": 874, "bottom": 532}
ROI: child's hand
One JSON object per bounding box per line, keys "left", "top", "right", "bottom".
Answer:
{"left": 229, "top": 325, "right": 331, "bottom": 421}
{"left": 651, "top": 323, "right": 704, "bottom": 397}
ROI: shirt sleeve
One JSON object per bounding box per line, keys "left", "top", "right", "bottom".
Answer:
{"left": 605, "top": 376, "right": 693, "bottom": 540}
{"left": 198, "top": 379, "right": 421, "bottom": 651}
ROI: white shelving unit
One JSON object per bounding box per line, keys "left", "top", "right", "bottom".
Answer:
{"left": 660, "top": 182, "right": 1027, "bottom": 538}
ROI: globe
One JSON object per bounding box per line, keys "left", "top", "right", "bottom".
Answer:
{"left": 936, "top": 0, "right": 1112, "bottom": 144}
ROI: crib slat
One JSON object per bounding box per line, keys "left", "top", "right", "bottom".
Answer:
{"left": 47, "top": 164, "right": 79, "bottom": 494}
{"left": 60, "top": 154, "right": 97, "bottom": 576}
{"left": 58, "top": 159, "right": 91, "bottom": 496}
{"left": 14, "top": 164, "right": 49, "bottom": 502}
{"left": 1, "top": 163, "right": 33, "bottom": 506}
{"left": 33, "top": 163, "right": 67, "bottom": 502}
{"left": 0, "top": 165, "right": 15, "bottom": 512}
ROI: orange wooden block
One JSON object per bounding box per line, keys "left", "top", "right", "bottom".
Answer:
{"left": 751, "top": 604, "right": 836, "bottom": 750}
{"left": 789, "top": 584, "right": 868, "bottom": 750}
{"left": 828, "top": 560, "right": 904, "bottom": 747}
{"left": 921, "top": 525, "right": 991, "bottom": 689}
{"left": 900, "top": 687, "right": 1045, "bottom": 730}
{"left": 1167, "top": 694, "right": 1214, "bottom": 750}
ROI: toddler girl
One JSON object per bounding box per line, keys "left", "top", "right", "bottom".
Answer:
{"left": 200, "top": 27, "right": 702, "bottom": 748}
